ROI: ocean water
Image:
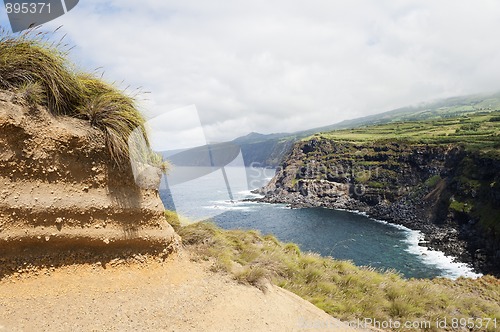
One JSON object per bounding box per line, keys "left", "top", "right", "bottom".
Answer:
{"left": 159, "top": 166, "right": 480, "bottom": 279}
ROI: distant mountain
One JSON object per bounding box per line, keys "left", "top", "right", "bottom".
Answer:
{"left": 232, "top": 131, "right": 289, "bottom": 143}
{"left": 291, "top": 91, "right": 500, "bottom": 138}
{"left": 161, "top": 92, "right": 500, "bottom": 167}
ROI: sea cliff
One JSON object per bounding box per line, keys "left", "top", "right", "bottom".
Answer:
{"left": 256, "top": 130, "right": 500, "bottom": 275}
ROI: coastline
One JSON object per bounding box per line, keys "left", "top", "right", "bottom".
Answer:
{"left": 250, "top": 190, "right": 484, "bottom": 278}
{"left": 334, "top": 208, "right": 481, "bottom": 279}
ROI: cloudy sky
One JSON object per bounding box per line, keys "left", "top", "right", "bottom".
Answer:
{"left": 5, "top": 1, "right": 500, "bottom": 150}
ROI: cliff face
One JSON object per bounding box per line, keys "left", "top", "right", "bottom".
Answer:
{"left": 239, "top": 139, "right": 295, "bottom": 167}
{"left": 0, "top": 90, "right": 178, "bottom": 261}
{"left": 258, "top": 138, "right": 500, "bottom": 275}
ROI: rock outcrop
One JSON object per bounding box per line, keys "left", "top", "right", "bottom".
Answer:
{"left": 256, "top": 138, "right": 500, "bottom": 276}
{"left": 0, "top": 90, "right": 178, "bottom": 264}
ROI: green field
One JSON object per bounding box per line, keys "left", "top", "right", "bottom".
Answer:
{"left": 311, "top": 110, "right": 500, "bottom": 157}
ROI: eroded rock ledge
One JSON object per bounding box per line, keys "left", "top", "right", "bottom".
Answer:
{"left": 0, "top": 90, "right": 178, "bottom": 270}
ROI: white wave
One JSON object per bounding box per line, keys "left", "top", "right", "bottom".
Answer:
{"left": 403, "top": 230, "right": 482, "bottom": 279}
{"left": 335, "top": 208, "right": 370, "bottom": 218}
{"left": 236, "top": 190, "right": 264, "bottom": 198}
{"left": 335, "top": 208, "right": 410, "bottom": 231}
{"left": 237, "top": 200, "right": 265, "bottom": 206}
{"left": 210, "top": 199, "right": 246, "bottom": 205}
{"left": 201, "top": 199, "right": 257, "bottom": 212}
{"left": 371, "top": 218, "right": 413, "bottom": 232}
{"left": 203, "top": 205, "right": 252, "bottom": 212}
{"left": 333, "top": 208, "right": 481, "bottom": 279}
{"left": 277, "top": 205, "right": 291, "bottom": 209}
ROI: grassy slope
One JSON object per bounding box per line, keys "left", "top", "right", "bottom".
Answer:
{"left": 313, "top": 110, "right": 500, "bottom": 156}
{"left": 167, "top": 214, "right": 500, "bottom": 332}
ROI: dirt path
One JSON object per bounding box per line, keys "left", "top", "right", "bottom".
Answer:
{"left": 0, "top": 250, "right": 361, "bottom": 332}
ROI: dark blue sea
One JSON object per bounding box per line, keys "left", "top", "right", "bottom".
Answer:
{"left": 160, "top": 166, "right": 480, "bottom": 279}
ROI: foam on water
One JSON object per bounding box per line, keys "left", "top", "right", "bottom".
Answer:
{"left": 335, "top": 208, "right": 481, "bottom": 279}
{"left": 236, "top": 190, "right": 263, "bottom": 199}
{"left": 336, "top": 208, "right": 409, "bottom": 231}
{"left": 378, "top": 222, "right": 481, "bottom": 279}
{"left": 403, "top": 230, "right": 482, "bottom": 279}
{"left": 203, "top": 199, "right": 255, "bottom": 212}
{"left": 204, "top": 205, "right": 253, "bottom": 212}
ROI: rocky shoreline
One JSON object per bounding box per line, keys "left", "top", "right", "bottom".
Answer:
{"left": 251, "top": 138, "right": 500, "bottom": 277}
{"left": 251, "top": 188, "right": 480, "bottom": 275}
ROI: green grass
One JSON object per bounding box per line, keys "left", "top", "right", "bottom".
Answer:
{"left": 0, "top": 27, "right": 165, "bottom": 169}
{"left": 15, "top": 81, "right": 45, "bottom": 108}
{"left": 176, "top": 220, "right": 500, "bottom": 331}
{"left": 0, "top": 27, "right": 82, "bottom": 115}
{"left": 425, "top": 175, "right": 442, "bottom": 188}
{"left": 314, "top": 111, "right": 500, "bottom": 158}
{"left": 367, "top": 181, "right": 385, "bottom": 188}
{"left": 76, "top": 76, "right": 150, "bottom": 166}
{"left": 449, "top": 200, "right": 473, "bottom": 213}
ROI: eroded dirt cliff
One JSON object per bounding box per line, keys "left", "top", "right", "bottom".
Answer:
{"left": 0, "top": 90, "right": 178, "bottom": 270}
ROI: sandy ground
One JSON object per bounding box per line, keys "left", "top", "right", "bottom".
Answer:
{"left": 0, "top": 250, "right": 362, "bottom": 332}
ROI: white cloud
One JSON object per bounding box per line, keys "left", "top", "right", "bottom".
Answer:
{"left": 42, "top": 0, "right": 500, "bottom": 148}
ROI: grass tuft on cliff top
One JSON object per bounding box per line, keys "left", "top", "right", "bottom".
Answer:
{"left": 0, "top": 27, "right": 82, "bottom": 115}
{"left": 172, "top": 219, "right": 500, "bottom": 332}
{"left": 77, "top": 75, "right": 151, "bottom": 166}
{"left": 0, "top": 27, "right": 164, "bottom": 169}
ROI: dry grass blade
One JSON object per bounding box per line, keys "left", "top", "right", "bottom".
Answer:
{"left": 15, "top": 81, "right": 46, "bottom": 107}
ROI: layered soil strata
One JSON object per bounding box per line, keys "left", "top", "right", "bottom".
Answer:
{"left": 0, "top": 90, "right": 178, "bottom": 273}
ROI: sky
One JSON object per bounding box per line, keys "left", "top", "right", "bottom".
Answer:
{"left": 4, "top": 0, "right": 500, "bottom": 150}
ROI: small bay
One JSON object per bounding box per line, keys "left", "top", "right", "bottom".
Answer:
{"left": 160, "top": 166, "right": 479, "bottom": 279}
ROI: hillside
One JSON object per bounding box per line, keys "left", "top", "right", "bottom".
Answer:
{"left": 162, "top": 92, "right": 500, "bottom": 168}
{"left": 257, "top": 111, "right": 500, "bottom": 275}
{"left": 172, "top": 221, "right": 500, "bottom": 332}
{"left": 0, "top": 89, "right": 179, "bottom": 269}
{"left": 306, "top": 92, "right": 500, "bottom": 134}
